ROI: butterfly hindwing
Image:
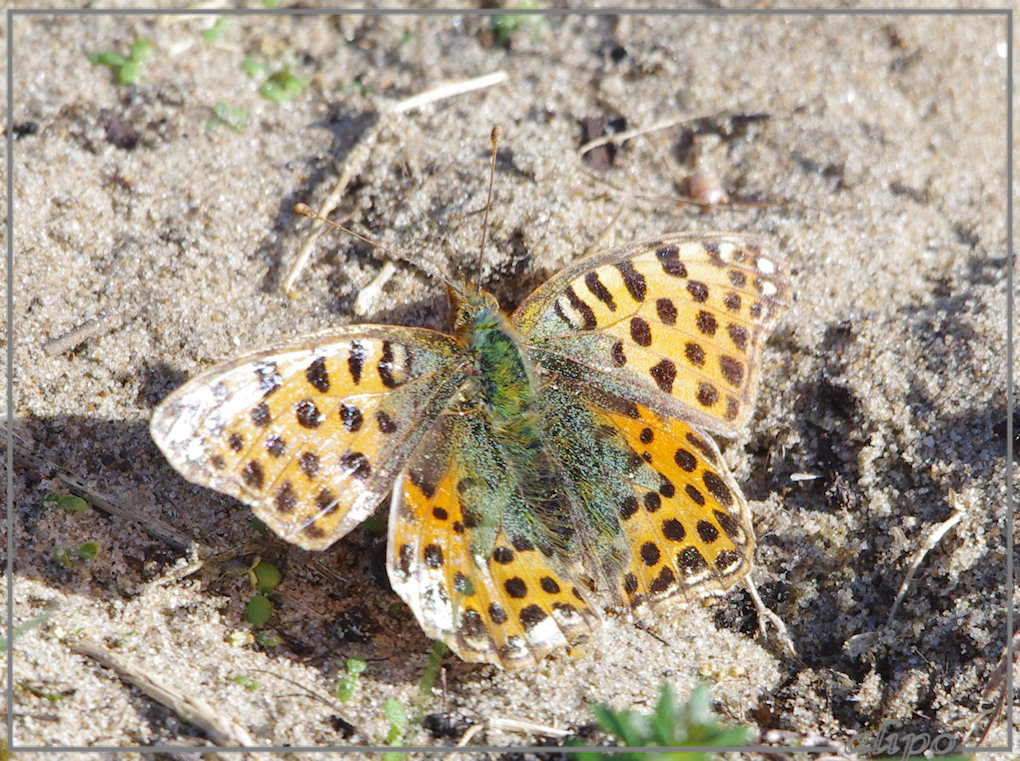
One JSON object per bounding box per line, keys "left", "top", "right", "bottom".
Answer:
{"left": 512, "top": 233, "right": 790, "bottom": 435}
{"left": 388, "top": 411, "right": 600, "bottom": 669}
{"left": 150, "top": 326, "right": 467, "bottom": 550}
{"left": 589, "top": 400, "right": 755, "bottom": 607}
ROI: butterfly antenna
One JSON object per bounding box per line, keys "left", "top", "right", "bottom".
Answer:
{"left": 293, "top": 203, "right": 456, "bottom": 291}
{"left": 474, "top": 125, "right": 502, "bottom": 287}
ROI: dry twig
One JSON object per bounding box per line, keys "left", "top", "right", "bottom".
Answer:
{"left": 68, "top": 636, "right": 256, "bottom": 746}
{"left": 283, "top": 71, "right": 507, "bottom": 296}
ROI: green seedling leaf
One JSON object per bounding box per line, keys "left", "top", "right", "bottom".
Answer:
{"left": 384, "top": 697, "right": 407, "bottom": 749}
{"left": 76, "top": 541, "right": 99, "bottom": 559}
{"left": 43, "top": 493, "right": 89, "bottom": 512}
{"left": 246, "top": 594, "right": 272, "bottom": 626}
{"left": 242, "top": 58, "right": 266, "bottom": 80}
{"left": 253, "top": 561, "right": 281, "bottom": 593}
{"left": 87, "top": 51, "right": 127, "bottom": 67}
{"left": 202, "top": 18, "right": 231, "bottom": 43}
{"left": 575, "top": 682, "right": 753, "bottom": 759}
{"left": 206, "top": 102, "right": 249, "bottom": 133}
{"left": 21, "top": 682, "right": 73, "bottom": 703}
{"left": 232, "top": 674, "right": 260, "bottom": 690}
{"left": 88, "top": 41, "right": 151, "bottom": 85}
{"left": 336, "top": 656, "right": 368, "bottom": 702}
{"left": 255, "top": 630, "right": 281, "bottom": 648}
{"left": 0, "top": 605, "right": 58, "bottom": 649}
{"left": 129, "top": 40, "right": 152, "bottom": 61}
{"left": 52, "top": 547, "right": 73, "bottom": 570}
{"left": 489, "top": 3, "right": 545, "bottom": 45}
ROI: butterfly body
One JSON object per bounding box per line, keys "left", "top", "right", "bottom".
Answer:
{"left": 151, "top": 232, "right": 790, "bottom": 669}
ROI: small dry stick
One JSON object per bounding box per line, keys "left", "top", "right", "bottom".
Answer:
{"left": 885, "top": 491, "right": 965, "bottom": 626}
{"left": 745, "top": 575, "right": 798, "bottom": 657}
{"left": 961, "top": 622, "right": 1018, "bottom": 747}
{"left": 68, "top": 636, "right": 255, "bottom": 746}
{"left": 41, "top": 309, "right": 124, "bottom": 356}
{"left": 576, "top": 115, "right": 692, "bottom": 158}
{"left": 10, "top": 437, "right": 207, "bottom": 556}
{"left": 456, "top": 715, "right": 570, "bottom": 748}
{"left": 353, "top": 260, "right": 397, "bottom": 317}
{"left": 283, "top": 70, "right": 508, "bottom": 296}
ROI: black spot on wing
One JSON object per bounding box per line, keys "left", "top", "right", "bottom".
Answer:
{"left": 613, "top": 260, "right": 647, "bottom": 301}
{"left": 584, "top": 270, "right": 617, "bottom": 311}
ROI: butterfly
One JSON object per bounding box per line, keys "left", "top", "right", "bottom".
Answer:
{"left": 150, "top": 176, "right": 789, "bottom": 672}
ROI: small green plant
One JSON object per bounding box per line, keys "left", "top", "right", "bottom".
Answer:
{"left": 246, "top": 594, "right": 272, "bottom": 625}
{"left": 231, "top": 674, "right": 260, "bottom": 690}
{"left": 242, "top": 58, "right": 308, "bottom": 104}
{"left": 335, "top": 657, "right": 367, "bottom": 702}
{"left": 202, "top": 18, "right": 231, "bottom": 44}
{"left": 206, "top": 102, "right": 249, "bottom": 133}
{"left": 20, "top": 682, "right": 74, "bottom": 703}
{"left": 383, "top": 698, "right": 408, "bottom": 759}
{"left": 42, "top": 493, "right": 89, "bottom": 512}
{"left": 87, "top": 40, "right": 152, "bottom": 84}
{"left": 253, "top": 561, "right": 281, "bottom": 592}
{"left": 244, "top": 559, "right": 281, "bottom": 625}
{"left": 573, "top": 682, "right": 752, "bottom": 760}
{"left": 489, "top": 3, "right": 545, "bottom": 46}
{"left": 52, "top": 541, "right": 99, "bottom": 570}
{"left": 255, "top": 630, "right": 281, "bottom": 648}
{"left": 0, "top": 605, "right": 58, "bottom": 649}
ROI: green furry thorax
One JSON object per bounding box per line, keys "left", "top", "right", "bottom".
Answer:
{"left": 454, "top": 290, "right": 537, "bottom": 429}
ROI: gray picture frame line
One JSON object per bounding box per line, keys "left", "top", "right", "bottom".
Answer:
{"left": 5, "top": 5, "right": 1013, "bottom": 756}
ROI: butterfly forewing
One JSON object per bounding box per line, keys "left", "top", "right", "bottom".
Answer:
{"left": 151, "top": 326, "right": 467, "bottom": 550}
{"left": 512, "top": 233, "right": 790, "bottom": 435}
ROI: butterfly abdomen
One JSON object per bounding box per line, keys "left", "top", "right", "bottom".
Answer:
{"left": 456, "top": 291, "right": 571, "bottom": 536}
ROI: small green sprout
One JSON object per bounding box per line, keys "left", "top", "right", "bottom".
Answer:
{"left": 112, "top": 630, "right": 137, "bottom": 648}
{"left": 255, "top": 630, "right": 282, "bottom": 648}
{"left": 489, "top": 3, "right": 545, "bottom": 46}
{"left": 249, "top": 516, "right": 269, "bottom": 535}
{"left": 418, "top": 641, "right": 447, "bottom": 702}
{"left": 335, "top": 656, "right": 368, "bottom": 702}
{"left": 207, "top": 102, "right": 248, "bottom": 133}
{"left": 42, "top": 493, "right": 89, "bottom": 512}
{"left": 243, "top": 559, "right": 280, "bottom": 624}
{"left": 246, "top": 594, "right": 272, "bottom": 626}
{"left": 345, "top": 78, "right": 370, "bottom": 96}
{"left": 242, "top": 58, "right": 266, "bottom": 80}
{"left": 202, "top": 18, "right": 231, "bottom": 44}
{"left": 253, "top": 561, "right": 281, "bottom": 593}
{"left": 242, "top": 58, "right": 308, "bottom": 104}
{"left": 231, "top": 674, "right": 260, "bottom": 690}
{"left": 52, "top": 542, "right": 99, "bottom": 570}
{"left": 261, "top": 66, "right": 308, "bottom": 104}
{"left": 573, "top": 682, "right": 753, "bottom": 760}
{"left": 0, "top": 606, "right": 58, "bottom": 649}
{"left": 20, "top": 682, "right": 73, "bottom": 703}
{"left": 384, "top": 697, "right": 408, "bottom": 757}
{"left": 76, "top": 541, "right": 99, "bottom": 559}
{"left": 87, "top": 40, "right": 152, "bottom": 84}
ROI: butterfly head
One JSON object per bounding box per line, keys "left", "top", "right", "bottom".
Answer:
{"left": 450, "top": 283, "right": 501, "bottom": 342}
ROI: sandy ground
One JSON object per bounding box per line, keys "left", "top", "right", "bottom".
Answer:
{"left": 4, "top": 6, "right": 1014, "bottom": 759}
